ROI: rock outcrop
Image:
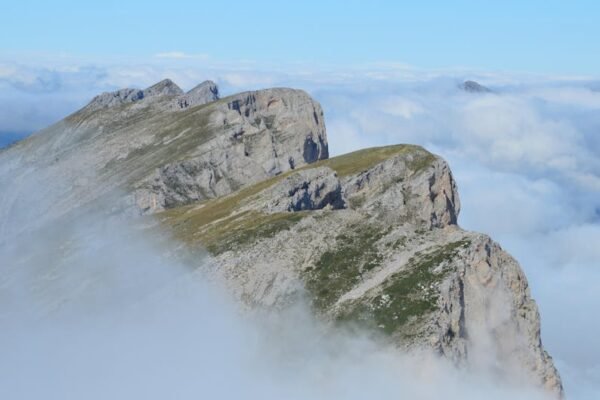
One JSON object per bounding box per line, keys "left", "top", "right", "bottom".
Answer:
{"left": 143, "top": 78, "right": 184, "bottom": 97}
{"left": 260, "top": 167, "right": 345, "bottom": 212}
{"left": 85, "top": 79, "right": 218, "bottom": 112}
{"left": 175, "top": 80, "right": 219, "bottom": 110}
{"left": 86, "top": 88, "right": 146, "bottom": 110}
{"left": 0, "top": 79, "right": 562, "bottom": 398}
{"left": 133, "top": 87, "right": 328, "bottom": 212}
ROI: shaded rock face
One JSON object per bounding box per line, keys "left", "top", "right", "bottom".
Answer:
{"left": 175, "top": 81, "right": 219, "bottom": 110}
{"left": 303, "top": 135, "right": 325, "bottom": 162}
{"left": 261, "top": 167, "right": 345, "bottom": 212}
{"left": 0, "top": 81, "right": 562, "bottom": 398}
{"left": 342, "top": 152, "right": 460, "bottom": 228}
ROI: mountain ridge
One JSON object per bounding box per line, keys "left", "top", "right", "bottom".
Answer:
{"left": 0, "top": 79, "right": 563, "bottom": 397}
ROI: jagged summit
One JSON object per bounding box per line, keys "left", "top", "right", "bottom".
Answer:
{"left": 86, "top": 88, "right": 145, "bottom": 109}
{"left": 0, "top": 85, "right": 327, "bottom": 220}
{"left": 176, "top": 80, "right": 220, "bottom": 110}
{"left": 187, "top": 80, "right": 219, "bottom": 96}
{"left": 85, "top": 78, "right": 220, "bottom": 111}
{"left": 143, "top": 78, "right": 184, "bottom": 97}
{"left": 460, "top": 80, "right": 492, "bottom": 93}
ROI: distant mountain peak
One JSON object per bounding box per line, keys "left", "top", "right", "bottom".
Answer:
{"left": 460, "top": 80, "right": 492, "bottom": 93}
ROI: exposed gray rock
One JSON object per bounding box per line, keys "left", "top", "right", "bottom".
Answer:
{"left": 84, "top": 78, "right": 215, "bottom": 112}
{"left": 0, "top": 82, "right": 328, "bottom": 229}
{"left": 435, "top": 234, "right": 563, "bottom": 394}
{"left": 175, "top": 80, "right": 220, "bottom": 110}
{"left": 260, "top": 167, "right": 345, "bottom": 212}
{"left": 86, "top": 88, "right": 145, "bottom": 110}
{"left": 143, "top": 78, "right": 184, "bottom": 97}
{"left": 342, "top": 151, "right": 459, "bottom": 228}
{"left": 134, "top": 88, "right": 328, "bottom": 212}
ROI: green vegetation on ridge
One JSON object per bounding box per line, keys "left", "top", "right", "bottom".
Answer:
{"left": 303, "top": 225, "right": 389, "bottom": 311}
{"left": 310, "top": 144, "right": 435, "bottom": 177}
{"left": 336, "top": 239, "right": 471, "bottom": 336}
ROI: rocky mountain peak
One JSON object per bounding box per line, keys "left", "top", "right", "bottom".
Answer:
{"left": 175, "top": 80, "right": 220, "bottom": 110}
{"left": 460, "top": 80, "right": 492, "bottom": 93}
{"left": 143, "top": 78, "right": 184, "bottom": 97}
{"left": 188, "top": 80, "right": 219, "bottom": 97}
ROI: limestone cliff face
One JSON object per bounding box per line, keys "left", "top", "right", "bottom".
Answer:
{"left": 0, "top": 80, "right": 561, "bottom": 397}
{"left": 133, "top": 87, "right": 328, "bottom": 212}
{"left": 437, "top": 235, "right": 563, "bottom": 393}
{"left": 0, "top": 80, "right": 327, "bottom": 236}
{"left": 160, "top": 145, "right": 563, "bottom": 397}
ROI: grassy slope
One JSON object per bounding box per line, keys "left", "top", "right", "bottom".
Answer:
{"left": 334, "top": 239, "right": 471, "bottom": 338}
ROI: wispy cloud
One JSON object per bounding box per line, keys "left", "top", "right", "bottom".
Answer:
{"left": 154, "top": 51, "right": 210, "bottom": 60}
{"left": 0, "top": 55, "right": 598, "bottom": 398}
{"left": 0, "top": 172, "right": 551, "bottom": 400}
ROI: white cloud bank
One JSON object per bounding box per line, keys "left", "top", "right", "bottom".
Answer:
{"left": 0, "top": 184, "right": 549, "bottom": 400}
{"left": 0, "top": 57, "right": 598, "bottom": 398}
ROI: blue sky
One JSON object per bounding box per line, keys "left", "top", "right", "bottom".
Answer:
{"left": 2, "top": 0, "right": 600, "bottom": 75}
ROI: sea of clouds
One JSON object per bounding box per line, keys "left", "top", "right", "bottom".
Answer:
{"left": 0, "top": 199, "right": 550, "bottom": 400}
{"left": 0, "top": 57, "right": 598, "bottom": 398}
